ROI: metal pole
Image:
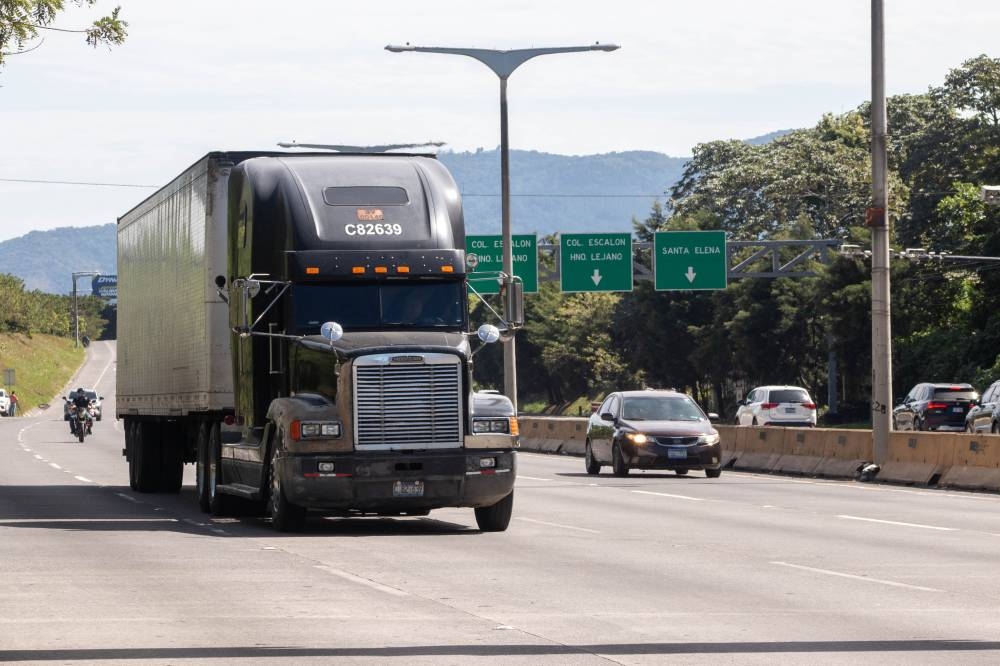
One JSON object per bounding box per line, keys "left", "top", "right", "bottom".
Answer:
{"left": 499, "top": 77, "right": 518, "bottom": 412}
{"left": 73, "top": 276, "right": 79, "bottom": 348}
{"left": 870, "top": 0, "right": 892, "bottom": 463}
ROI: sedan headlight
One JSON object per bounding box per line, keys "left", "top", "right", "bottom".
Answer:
{"left": 624, "top": 432, "right": 649, "bottom": 444}
{"left": 697, "top": 432, "right": 721, "bottom": 446}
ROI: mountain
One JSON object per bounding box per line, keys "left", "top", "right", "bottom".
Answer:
{"left": 0, "top": 224, "right": 116, "bottom": 294}
{"left": 437, "top": 149, "right": 687, "bottom": 235}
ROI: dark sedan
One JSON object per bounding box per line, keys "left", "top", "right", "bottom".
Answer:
{"left": 585, "top": 390, "right": 722, "bottom": 478}
{"left": 966, "top": 379, "right": 1000, "bottom": 434}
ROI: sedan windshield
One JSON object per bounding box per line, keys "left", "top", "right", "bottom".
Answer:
{"left": 292, "top": 281, "right": 466, "bottom": 333}
{"left": 622, "top": 396, "right": 705, "bottom": 422}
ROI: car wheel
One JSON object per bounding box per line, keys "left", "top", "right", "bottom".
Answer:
{"left": 705, "top": 468, "right": 722, "bottom": 478}
{"left": 914, "top": 417, "right": 925, "bottom": 432}
{"left": 474, "top": 490, "right": 514, "bottom": 532}
{"left": 752, "top": 418, "right": 759, "bottom": 426}
{"left": 611, "top": 443, "right": 629, "bottom": 477}
{"left": 584, "top": 441, "right": 601, "bottom": 475}
{"left": 674, "top": 468, "right": 689, "bottom": 476}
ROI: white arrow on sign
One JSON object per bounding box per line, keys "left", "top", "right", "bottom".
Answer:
{"left": 685, "top": 266, "right": 696, "bottom": 283}
{"left": 591, "top": 269, "right": 603, "bottom": 286}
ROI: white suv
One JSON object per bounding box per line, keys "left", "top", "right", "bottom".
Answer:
{"left": 735, "top": 385, "right": 817, "bottom": 427}
{"left": 0, "top": 389, "right": 9, "bottom": 416}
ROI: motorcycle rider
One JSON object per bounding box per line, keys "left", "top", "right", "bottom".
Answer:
{"left": 69, "top": 388, "right": 92, "bottom": 435}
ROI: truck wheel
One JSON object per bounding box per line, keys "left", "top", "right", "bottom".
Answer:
{"left": 474, "top": 490, "right": 513, "bottom": 532}
{"left": 125, "top": 420, "right": 139, "bottom": 490}
{"left": 196, "top": 423, "right": 211, "bottom": 512}
{"left": 706, "top": 468, "right": 722, "bottom": 478}
{"left": 207, "top": 423, "right": 234, "bottom": 516}
{"left": 132, "top": 422, "right": 162, "bottom": 493}
{"left": 268, "top": 442, "right": 305, "bottom": 532}
{"left": 159, "top": 438, "right": 184, "bottom": 494}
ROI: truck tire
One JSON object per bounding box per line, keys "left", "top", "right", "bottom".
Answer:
{"left": 130, "top": 422, "right": 162, "bottom": 493}
{"left": 207, "top": 423, "right": 235, "bottom": 516}
{"left": 268, "top": 439, "right": 306, "bottom": 532}
{"left": 474, "top": 490, "right": 513, "bottom": 532}
{"left": 196, "top": 423, "right": 211, "bottom": 512}
{"left": 158, "top": 434, "right": 184, "bottom": 494}
{"left": 126, "top": 420, "right": 139, "bottom": 490}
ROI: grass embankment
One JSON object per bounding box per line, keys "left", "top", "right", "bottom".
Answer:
{"left": 0, "top": 333, "right": 83, "bottom": 414}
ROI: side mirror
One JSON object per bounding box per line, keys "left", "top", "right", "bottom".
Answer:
{"left": 320, "top": 321, "right": 344, "bottom": 342}
{"left": 477, "top": 324, "right": 501, "bottom": 344}
{"left": 600, "top": 411, "right": 615, "bottom": 423}
{"left": 501, "top": 279, "right": 524, "bottom": 328}
{"left": 707, "top": 412, "right": 720, "bottom": 421}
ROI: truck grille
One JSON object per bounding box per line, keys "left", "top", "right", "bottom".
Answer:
{"left": 354, "top": 355, "right": 463, "bottom": 449}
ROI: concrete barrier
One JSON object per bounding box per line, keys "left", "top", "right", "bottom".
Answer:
{"left": 517, "top": 417, "right": 587, "bottom": 456}
{"left": 939, "top": 432, "right": 1000, "bottom": 491}
{"left": 732, "top": 426, "right": 786, "bottom": 472}
{"left": 716, "top": 425, "right": 739, "bottom": 466}
{"left": 814, "top": 429, "right": 871, "bottom": 478}
{"left": 772, "top": 427, "right": 826, "bottom": 475}
{"left": 877, "top": 431, "right": 954, "bottom": 485}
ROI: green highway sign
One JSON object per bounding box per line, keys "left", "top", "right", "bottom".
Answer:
{"left": 654, "top": 230, "right": 728, "bottom": 291}
{"left": 559, "top": 233, "right": 633, "bottom": 293}
{"left": 466, "top": 235, "right": 538, "bottom": 294}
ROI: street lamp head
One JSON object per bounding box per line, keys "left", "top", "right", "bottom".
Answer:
{"left": 591, "top": 42, "right": 620, "bottom": 52}
{"left": 385, "top": 44, "right": 415, "bottom": 52}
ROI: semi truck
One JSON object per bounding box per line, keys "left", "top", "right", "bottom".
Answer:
{"left": 116, "top": 151, "right": 519, "bottom": 531}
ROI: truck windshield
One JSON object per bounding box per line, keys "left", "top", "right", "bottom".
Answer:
{"left": 293, "top": 281, "right": 466, "bottom": 332}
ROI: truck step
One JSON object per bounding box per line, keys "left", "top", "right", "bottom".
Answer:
{"left": 215, "top": 483, "right": 262, "bottom": 500}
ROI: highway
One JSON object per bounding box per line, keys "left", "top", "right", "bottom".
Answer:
{"left": 3, "top": 343, "right": 1000, "bottom": 664}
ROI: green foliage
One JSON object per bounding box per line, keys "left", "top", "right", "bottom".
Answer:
{"left": 0, "top": 332, "right": 82, "bottom": 413}
{"left": 0, "top": 272, "right": 107, "bottom": 339}
{"left": 0, "top": 1, "right": 127, "bottom": 68}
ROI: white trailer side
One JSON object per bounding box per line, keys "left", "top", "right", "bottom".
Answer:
{"left": 116, "top": 154, "right": 234, "bottom": 417}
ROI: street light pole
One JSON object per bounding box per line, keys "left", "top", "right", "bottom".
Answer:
{"left": 870, "top": 0, "right": 892, "bottom": 463}
{"left": 385, "top": 43, "right": 620, "bottom": 411}
{"left": 71, "top": 271, "right": 101, "bottom": 347}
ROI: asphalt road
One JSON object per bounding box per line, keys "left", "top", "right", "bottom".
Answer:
{"left": 3, "top": 343, "right": 1000, "bottom": 664}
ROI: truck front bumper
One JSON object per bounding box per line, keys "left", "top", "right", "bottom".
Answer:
{"left": 279, "top": 449, "right": 516, "bottom": 513}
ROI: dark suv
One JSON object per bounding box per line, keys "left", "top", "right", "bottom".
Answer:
{"left": 965, "top": 379, "right": 1000, "bottom": 434}
{"left": 892, "top": 382, "right": 978, "bottom": 431}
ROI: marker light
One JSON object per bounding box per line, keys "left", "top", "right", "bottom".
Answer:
{"left": 441, "top": 265, "right": 454, "bottom": 273}
{"left": 352, "top": 266, "right": 365, "bottom": 274}
{"left": 306, "top": 267, "right": 319, "bottom": 275}
{"left": 397, "top": 266, "right": 410, "bottom": 273}
{"left": 375, "top": 266, "right": 388, "bottom": 274}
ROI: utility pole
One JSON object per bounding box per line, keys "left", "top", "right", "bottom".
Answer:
{"left": 71, "top": 271, "right": 101, "bottom": 347}
{"left": 870, "top": 0, "right": 892, "bottom": 463}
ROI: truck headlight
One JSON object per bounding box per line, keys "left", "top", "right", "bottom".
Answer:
{"left": 473, "top": 417, "right": 517, "bottom": 435}
{"left": 292, "top": 420, "right": 342, "bottom": 440}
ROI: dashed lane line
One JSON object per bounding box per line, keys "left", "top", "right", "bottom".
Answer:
{"left": 314, "top": 565, "right": 409, "bottom": 597}
{"left": 632, "top": 490, "right": 706, "bottom": 502}
{"left": 837, "top": 514, "right": 957, "bottom": 532}
{"left": 771, "top": 561, "right": 941, "bottom": 592}
{"left": 515, "top": 517, "right": 600, "bottom": 534}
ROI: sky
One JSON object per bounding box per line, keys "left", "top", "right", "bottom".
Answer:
{"left": 1, "top": 0, "right": 999, "bottom": 243}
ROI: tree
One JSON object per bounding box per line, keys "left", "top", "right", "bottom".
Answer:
{"left": 0, "top": 1, "right": 126, "bottom": 68}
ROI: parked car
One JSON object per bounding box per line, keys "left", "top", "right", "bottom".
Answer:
{"left": 966, "top": 380, "right": 1000, "bottom": 434}
{"left": 892, "top": 382, "right": 978, "bottom": 431}
{"left": 585, "top": 389, "right": 722, "bottom": 478}
{"left": 0, "top": 389, "right": 9, "bottom": 417}
{"left": 63, "top": 388, "right": 103, "bottom": 421}
{"left": 735, "top": 385, "right": 817, "bottom": 427}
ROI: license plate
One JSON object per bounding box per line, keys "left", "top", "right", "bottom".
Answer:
{"left": 667, "top": 448, "right": 687, "bottom": 460}
{"left": 785, "top": 407, "right": 797, "bottom": 413}
{"left": 952, "top": 407, "right": 963, "bottom": 413}
{"left": 393, "top": 480, "right": 424, "bottom": 497}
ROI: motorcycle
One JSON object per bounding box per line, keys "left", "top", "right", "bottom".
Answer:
{"left": 69, "top": 403, "right": 95, "bottom": 442}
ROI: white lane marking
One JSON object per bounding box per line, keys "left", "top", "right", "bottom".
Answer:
{"left": 115, "top": 493, "right": 140, "bottom": 503}
{"left": 517, "top": 475, "right": 553, "bottom": 482}
{"left": 74, "top": 476, "right": 94, "bottom": 483}
{"left": 771, "top": 561, "right": 941, "bottom": 592}
{"left": 515, "top": 517, "right": 601, "bottom": 534}
{"left": 0, "top": 518, "right": 178, "bottom": 524}
{"left": 211, "top": 529, "right": 228, "bottom": 535}
{"left": 632, "top": 490, "right": 706, "bottom": 502}
{"left": 837, "top": 515, "right": 957, "bottom": 532}
{"left": 314, "top": 565, "right": 409, "bottom": 597}
{"left": 92, "top": 341, "right": 115, "bottom": 391}
{"left": 33, "top": 454, "right": 44, "bottom": 460}
{"left": 49, "top": 463, "right": 62, "bottom": 470}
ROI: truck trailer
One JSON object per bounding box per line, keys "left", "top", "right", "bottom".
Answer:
{"left": 116, "top": 151, "right": 518, "bottom": 531}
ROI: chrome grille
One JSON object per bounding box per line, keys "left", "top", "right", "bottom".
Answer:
{"left": 653, "top": 436, "right": 700, "bottom": 447}
{"left": 354, "top": 355, "right": 463, "bottom": 449}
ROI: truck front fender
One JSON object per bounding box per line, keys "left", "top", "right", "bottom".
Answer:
{"left": 266, "top": 394, "right": 352, "bottom": 454}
